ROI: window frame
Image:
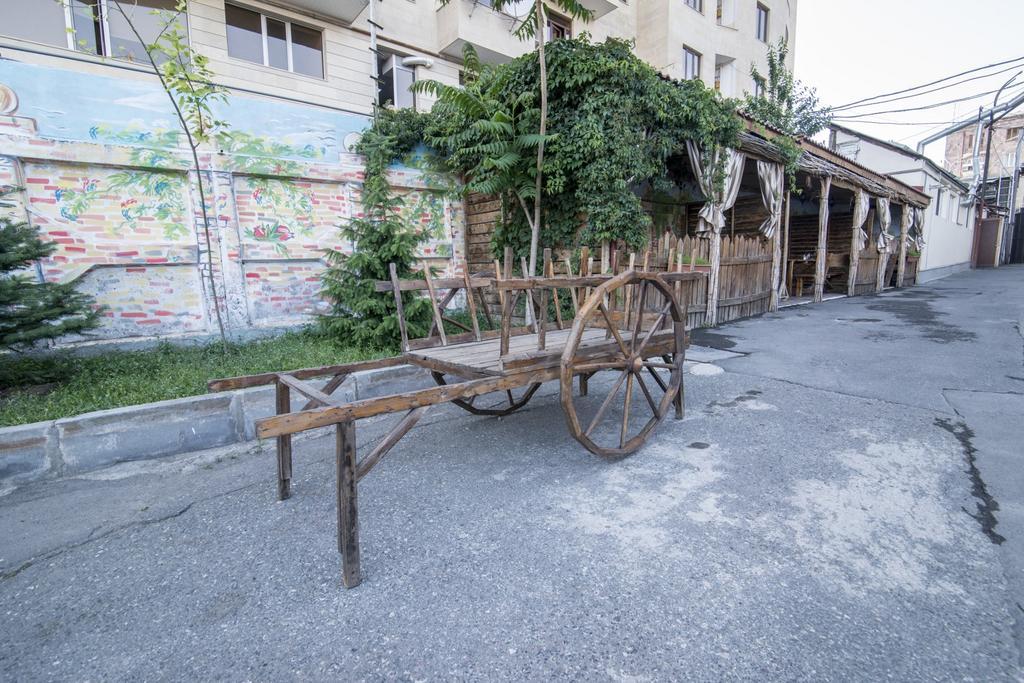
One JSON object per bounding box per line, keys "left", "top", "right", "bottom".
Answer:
{"left": 683, "top": 46, "right": 701, "bottom": 81}
{"left": 4, "top": 0, "right": 184, "bottom": 63}
{"left": 755, "top": 3, "right": 769, "bottom": 43}
{"left": 684, "top": 0, "right": 703, "bottom": 13}
{"left": 225, "top": 2, "right": 325, "bottom": 80}
{"left": 1006, "top": 127, "right": 1021, "bottom": 142}
{"left": 545, "top": 12, "right": 572, "bottom": 41}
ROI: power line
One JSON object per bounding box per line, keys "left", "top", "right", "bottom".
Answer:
{"left": 833, "top": 63, "right": 1024, "bottom": 112}
{"left": 833, "top": 83, "right": 1024, "bottom": 120}
{"left": 836, "top": 119, "right": 972, "bottom": 126}
{"left": 833, "top": 54, "right": 1024, "bottom": 110}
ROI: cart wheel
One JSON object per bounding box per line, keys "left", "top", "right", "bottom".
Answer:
{"left": 559, "top": 270, "right": 685, "bottom": 458}
{"left": 431, "top": 372, "right": 541, "bottom": 417}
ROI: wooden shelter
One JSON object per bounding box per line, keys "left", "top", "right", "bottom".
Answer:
{"left": 463, "top": 118, "right": 931, "bottom": 329}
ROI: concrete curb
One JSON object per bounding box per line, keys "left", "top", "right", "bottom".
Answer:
{"left": 0, "top": 364, "right": 429, "bottom": 487}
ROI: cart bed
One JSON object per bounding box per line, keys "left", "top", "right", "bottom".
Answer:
{"left": 408, "top": 328, "right": 625, "bottom": 376}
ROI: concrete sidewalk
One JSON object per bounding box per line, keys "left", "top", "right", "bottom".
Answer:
{"left": 1, "top": 267, "right": 1022, "bottom": 680}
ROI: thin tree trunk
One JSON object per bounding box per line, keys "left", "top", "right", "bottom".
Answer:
{"left": 529, "top": 2, "right": 547, "bottom": 277}
{"left": 111, "top": 1, "right": 228, "bottom": 348}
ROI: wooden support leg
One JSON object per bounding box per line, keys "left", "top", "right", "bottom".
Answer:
{"left": 665, "top": 354, "right": 684, "bottom": 420}
{"left": 275, "top": 381, "right": 293, "bottom": 500}
{"left": 336, "top": 421, "right": 360, "bottom": 588}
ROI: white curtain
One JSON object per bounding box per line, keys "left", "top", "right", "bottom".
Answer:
{"left": 686, "top": 140, "right": 746, "bottom": 235}
{"left": 851, "top": 189, "right": 870, "bottom": 253}
{"left": 756, "top": 160, "right": 784, "bottom": 239}
{"left": 875, "top": 197, "right": 894, "bottom": 252}
{"left": 911, "top": 207, "right": 926, "bottom": 249}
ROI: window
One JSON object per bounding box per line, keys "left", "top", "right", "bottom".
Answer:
{"left": 753, "top": 79, "right": 764, "bottom": 98}
{"left": 716, "top": 0, "right": 734, "bottom": 25}
{"left": 1006, "top": 127, "right": 1021, "bottom": 141}
{"left": 683, "top": 47, "right": 701, "bottom": 80}
{"left": 965, "top": 131, "right": 975, "bottom": 149}
{"left": 378, "top": 53, "right": 415, "bottom": 109}
{"left": 756, "top": 3, "right": 769, "bottom": 42}
{"left": 545, "top": 13, "right": 571, "bottom": 41}
{"left": 2, "top": 0, "right": 183, "bottom": 62}
{"left": 225, "top": 3, "right": 324, "bottom": 78}
{"left": 684, "top": 0, "right": 703, "bottom": 12}
{"left": 935, "top": 188, "right": 943, "bottom": 216}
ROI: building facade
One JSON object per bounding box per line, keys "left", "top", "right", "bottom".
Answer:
{"left": 831, "top": 124, "right": 975, "bottom": 282}
{"left": 0, "top": 0, "right": 796, "bottom": 347}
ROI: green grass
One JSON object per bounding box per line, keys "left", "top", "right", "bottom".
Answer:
{"left": 0, "top": 332, "right": 382, "bottom": 427}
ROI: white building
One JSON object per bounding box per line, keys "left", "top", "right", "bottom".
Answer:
{"left": 829, "top": 124, "right": 975, "bottom": 283}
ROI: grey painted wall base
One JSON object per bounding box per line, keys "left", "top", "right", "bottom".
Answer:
{"left": 917, "top": 261, "right": 972, "bottom": 283}
{"left": 0, "top": 364, "right": 427, "bottom": 488}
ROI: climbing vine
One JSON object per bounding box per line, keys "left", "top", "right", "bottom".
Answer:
{"left": 424, "top": 37, "right": 741, "bottom": 256}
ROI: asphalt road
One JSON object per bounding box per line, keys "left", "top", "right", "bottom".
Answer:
{"left": 1, "top": 267, "right": 1022, "bottom": 681}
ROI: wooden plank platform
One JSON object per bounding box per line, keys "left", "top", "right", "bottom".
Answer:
{"left": 406, "top": 328, "right": 615, "bottom": 376}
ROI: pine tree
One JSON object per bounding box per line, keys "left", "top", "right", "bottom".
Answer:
{"left": 0, "top": 201, "right": 100, "bottom": 351}
{"left": 318, "top": 111, "right": 433, "bottom": 350}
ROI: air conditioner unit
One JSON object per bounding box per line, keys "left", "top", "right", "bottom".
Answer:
{"left": 379, "top": 54, "right": 415, "bottom": 109}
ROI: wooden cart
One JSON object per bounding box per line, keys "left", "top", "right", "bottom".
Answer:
{"left": 209, "top": 248, "right": 704, "bottom": 587}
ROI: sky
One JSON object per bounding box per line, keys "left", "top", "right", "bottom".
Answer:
{"left": 794, "top": 0, "right": 1024, "bottom": 166}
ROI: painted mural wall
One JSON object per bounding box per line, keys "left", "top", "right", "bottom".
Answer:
{"left": 0, "top": 59, "right": 464, "bottom": 345}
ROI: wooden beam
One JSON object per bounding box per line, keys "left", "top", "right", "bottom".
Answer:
{"left": 461, "top": 269, "right": 482, "bottom": 340}
{"left": 374, "top": 276, "right": 492, "bottom": 292}
{"left": 208, "top": 356, "right": 406, "bottom": 392}
{"left": 814, "top": 176, "right": 832, "bottom": 303}
{"left": 275, "top": 381, "right": 292, "bottom": 501}
{"left": 422, "top": 268, "right": 448, "bottom": 346}
{"left": 256, "top": 369, "right": 562, "bottom": 438}
{"left": 896, "top": 204, "right": 911, "bottom": 288}
{"left": 355, "top": 406, "right": 430, "bottom": 480}
{"left": 389, "top": 263, "right": 409, "bottom": 352}
{"left": 277, "top": 373, "right": 339, "bottom": 407}
{"left": 336, "top": 421, "right": 360, "bottom": 588}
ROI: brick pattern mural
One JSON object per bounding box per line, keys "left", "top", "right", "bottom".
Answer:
{"left": 0, "top": 60, "right": 466, "bottom": 346}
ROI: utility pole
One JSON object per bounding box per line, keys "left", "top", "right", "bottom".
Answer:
{"left": 979, "top": 73, "right": 1020, "bottom": 215}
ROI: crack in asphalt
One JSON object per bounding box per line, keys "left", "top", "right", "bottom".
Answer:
{"left": 934, "top": 417, "right": 1006, "bottom": 545}
{"left": 0, "top": 481, "right": 262, "bottom": 582}
{"left": 721, "top": 368, "right": 958, "bottom": 416}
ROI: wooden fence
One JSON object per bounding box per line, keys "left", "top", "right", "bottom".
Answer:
{"left": 716, "top": 234, "right": 773, "bottom": 324}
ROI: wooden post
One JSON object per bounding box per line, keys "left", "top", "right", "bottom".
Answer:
{"left": 336, "top": 420, "right": 360, "bottom": 588}
{"left": 422, "top": 268, "right": 448, "bottom": 346}
{"left": 814, "top": 176, "right": 831, "bottom": 303}
{"left": 462, "top": 269, "right": 481, "bottom": 340}
{"left": 275, "top": 381, "right": 293, "bottom": 500}
{"left": 847, "top": 206, "right": 861, "bottom": 298}
{"left": 769, "top": 196, "right": 784, "bottom": 312}
{"left": 389, "top": 263, "right": 409, "bottom": 352}
{"left": 780, "top": 192, "right": 791, "bottom": 299}
{"left": 706, "top": 232, "right": 722, "bottom": 327}
{"left": 896, "top": 205, "right": 911, "bottom": 288}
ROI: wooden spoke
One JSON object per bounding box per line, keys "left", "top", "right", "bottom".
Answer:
{"left": 634, "top": 302, "right": 674, "bottom": 356}
{"left": 646, "top": 365, "right": 669, "bottom": 391}
{"left": 620, "top": 372, "right": 634, "bottom": 448}
{"left": 629, "top": 281, "right": 648, "bottom": 353}
{"left": 585, "top": 369, "right": 629, "bottom": 437}
{"left": 634, "top": 370, "right": 660, "bottom": 415}
{"left": 643, "top": 361, "right": 675, "bottom": 371}
{"left": 598, "top": 302, "right": 630, "bottom": 357}
{"left": 572, "top": 360, "right": 628, "bottom": 374}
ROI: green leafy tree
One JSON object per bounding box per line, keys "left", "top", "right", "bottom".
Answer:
{"left": 745, "top": 38, "right": 831, "bottom": 137}
{"left": 318, "top": 109, "right": 434, "bottom": 349}
{"left": 109, "top": 0, "right": 230, "bottom": 346}
{"left": 415, "top": 45, "right": 549, "bottom": 253}
{"left": 424, "top": 38, "right": 741, "bottom": 253}
{"left": 1, "top": 196, "right": 100, "bottom": 352}
{"left": 437, "top": 0, "right": 594, "bottom": 276}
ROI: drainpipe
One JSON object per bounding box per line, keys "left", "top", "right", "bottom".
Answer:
{"left": 369, "top": 0, "right": 380, "bottom": 118}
